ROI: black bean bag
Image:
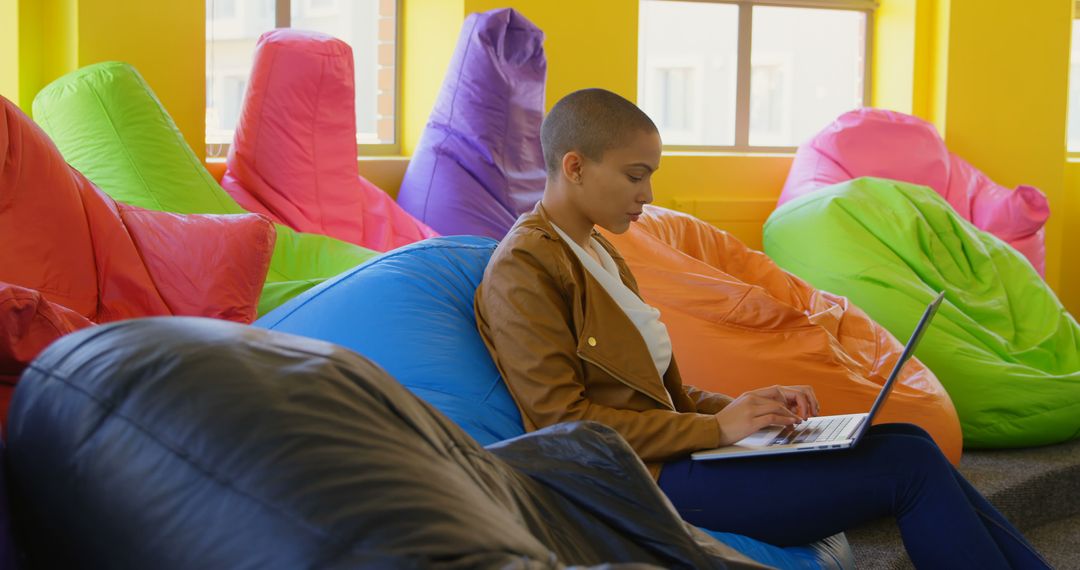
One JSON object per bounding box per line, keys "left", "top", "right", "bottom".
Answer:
{"left": 7, "top": 318, "right": 766, "bottom": 569}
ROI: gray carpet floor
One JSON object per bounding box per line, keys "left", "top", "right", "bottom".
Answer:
{"left": 846, "top": 438, "right": 1080, "bottom": 569}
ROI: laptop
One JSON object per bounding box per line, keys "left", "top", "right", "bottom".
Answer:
{"left": 691, "top": 291, "right": 945, "bottom": 461}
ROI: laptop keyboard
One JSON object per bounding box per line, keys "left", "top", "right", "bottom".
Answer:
{"left": 770, "top": 416, "right": 856, "bottom": 446}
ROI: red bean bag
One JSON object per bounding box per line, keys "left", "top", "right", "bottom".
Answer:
{"left": 0, "top": 96, "right": 275, "bottom": 422}
{"left": 223, "top": 29, "right": 437, "bottom": 252}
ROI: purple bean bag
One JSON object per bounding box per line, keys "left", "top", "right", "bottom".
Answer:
{"left": 778, "top": 108, "right": 1049, "bottom": 276}
{"left": 396, "top": 8, "right": 546, "bottom": 239}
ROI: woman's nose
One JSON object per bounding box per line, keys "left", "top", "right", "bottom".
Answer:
{"left": 640, "top": 184, "right": 654, "bottom": 204}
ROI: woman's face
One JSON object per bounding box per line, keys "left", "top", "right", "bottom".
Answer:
{"left": 575, "top": 129, "right": 662, "bottom": 234}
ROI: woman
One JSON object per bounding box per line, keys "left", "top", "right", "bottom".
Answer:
{"left": 475, "top": 88, "right": 1048, "bottom": 569}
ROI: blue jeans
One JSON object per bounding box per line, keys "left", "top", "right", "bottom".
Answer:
{"left": 658, "top": 423, "right": 1050, "bottom": 569}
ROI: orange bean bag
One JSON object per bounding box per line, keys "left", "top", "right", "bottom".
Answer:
{"left": 601, "top": 205, "right": 962, "bottom": 463}
{"left": 0, "top": 96, "right": 275, "bottom": 423}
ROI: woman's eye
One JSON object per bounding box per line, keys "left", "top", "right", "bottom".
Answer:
{"left": 628, "top": 175, "right": 643, "bottom": 183}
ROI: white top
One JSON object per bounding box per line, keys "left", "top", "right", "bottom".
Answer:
{"left": 550, "top": 222, "right": 673, "bottom": 383}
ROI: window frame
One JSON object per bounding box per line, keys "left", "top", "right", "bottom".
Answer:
{"left": 206, "top": 0, "right": 402, "bottom": 159}
{"left": 1068, "top": 6, "right": 1080, "bottom": 156}
{"left": 640, "top": 0, "right": 877, "bottom": 153}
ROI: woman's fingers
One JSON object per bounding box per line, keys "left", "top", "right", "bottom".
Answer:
{"left": 755, "top": 413, "right": 800, "bottom": 430}
{"left": 743, "top": 386, "right": 781, "bottom": 401}
{"left": 751, "top": 399, "right": 801, "bottom": 421}
{"left": 804, "top": 386, "right": 821, "bottom": 416}
{"left": 737, "top": 386, "right": 822, "bottom": 423}
{"left": 790, "top": 390, "right": 812, "bottom": 419}
{"left": 777, "top": 385, "right": 821, "bottom": 418}
{"left": 746, "top": 387, "right": 806, "bottom": 419}
{"left": 792, "top": 385, "right": 821, "bottom": 417}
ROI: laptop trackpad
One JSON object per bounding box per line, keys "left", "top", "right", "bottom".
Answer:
{"left": 738, "top": 427, "right": 784, "bottom": 447}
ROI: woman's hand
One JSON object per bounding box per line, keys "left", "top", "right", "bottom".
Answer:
{"left": 713, "top": 385, "right": 821, "bottom": 446}
{"left": 768, "top": 384, "right": 819, "bottom": 419}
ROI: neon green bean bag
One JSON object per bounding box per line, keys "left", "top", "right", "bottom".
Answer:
{"left": 763, "top": 177, "right": 1080, "bottom": 448}
{"left": 32, "top": 62, "right": 376, "bottom": 315}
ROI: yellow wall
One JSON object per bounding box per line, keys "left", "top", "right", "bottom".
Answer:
{"left": 401, "top": 0, "right": 464, "bottom": 155}
{"left": 402, "top": 0, "right": 639, "bottom": 150}
{"left": 464, "top": 0, "right": 638, "bottom": 110}
{"left": 16, "top": 0, "right": 78, "bottom": 114}
{"left": 935, "top": 0, "right": 1071, "bottom": 288}
{"left": 871, "top": 0, "right": 916, "bottom": 113}
{"left": 926, "top": 0, "right": 950, "bottom": 130}
{"left": 7, "top": 0, "right": 203, "bottom": 154}
{"left": 76, "top": 0, "right": 205, "bottom": 157}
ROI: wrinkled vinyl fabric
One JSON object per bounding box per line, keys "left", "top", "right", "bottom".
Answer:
{"left": 600, "top": 206, "right": 962, "bottom": 463}
{"left": 778, "top": 108, "right": 1049, "bottom": 275}
{"left": 8, "top": 318, "right": 769, "bottom": 570}
{"left": 32, "top": 62, "right": 376, "bottom": 314}
{"left": 0, "top": 96, "right": 273, "bottom": 422}
{"left": 0, "top": 284, "right": 93, "bottom": 418}
{"left": 764, "top": 178, "right": 1080, "bottom": 448}
{"left": 396, "top": 8, "right": 546, "bottom": 239}
{"left": 257, "top": 237, "right": 855, "bottom": 569}
{"left": 222, "top": 29, "right": 437, "bottom": 251}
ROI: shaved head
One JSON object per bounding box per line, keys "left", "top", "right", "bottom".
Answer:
{"left": 540, "top": 88, "right": 659, "bottom": 177}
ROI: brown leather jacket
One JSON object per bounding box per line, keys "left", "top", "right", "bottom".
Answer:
{"left": 476, "top": 203, "right": 732, "bottom": 479}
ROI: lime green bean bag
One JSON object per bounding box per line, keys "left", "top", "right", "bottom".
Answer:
{"left": 763, "top": 177, "right": 1080, "bottom": 448}
{"left": 32, "top": 62, "right": 375, "bottom": 315}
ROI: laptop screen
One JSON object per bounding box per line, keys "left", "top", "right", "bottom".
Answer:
{"left": 863, "top": 291, "right": 946, "bottom": 424}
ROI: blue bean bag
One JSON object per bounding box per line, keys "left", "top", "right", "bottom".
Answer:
{"left": 256, "top": 236, "right": 854, "bottom": 569}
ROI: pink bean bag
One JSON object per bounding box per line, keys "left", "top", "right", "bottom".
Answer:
{"left": 778, "top": 108, "right": 1049, "bottom": 275}
{"left": 223, "top": 29, "right": 437, "bottom": 252}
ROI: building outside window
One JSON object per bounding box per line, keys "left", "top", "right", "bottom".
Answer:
{"left": 639, "top": 0, "right": 873, "bottom": 151}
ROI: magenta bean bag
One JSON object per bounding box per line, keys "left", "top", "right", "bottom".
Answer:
{"left": 395, "top": 8, "right": 547, "bottom": 239}
{"left": 778, "top": 108, "right": 1049, "bottom": 275}
{"left": 223, "top": 29, "right": 437, "bottom": 252}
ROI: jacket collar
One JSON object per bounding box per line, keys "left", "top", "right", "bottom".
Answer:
{"left": 522, "top": 201, "right": 603, "bottom": 241}
{"left": 523, "top": 202, "right": 637, "bottom": 281}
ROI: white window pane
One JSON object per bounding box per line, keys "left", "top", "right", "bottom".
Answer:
{"left": 293, "top": 0, "right": 397, "bottom": 145}
{"left": 1067, "top": 19, "right": 1080, "bottom": 151}
{"left": 750, "top": 6, "right": 865, "bottom": 147}
{"left": 206, "top": 0, "right": 274, "bottom": 154}
{"left": 639, "top": 0, "right": 738, "bottom": 146}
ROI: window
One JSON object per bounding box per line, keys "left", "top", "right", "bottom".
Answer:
{"left": 205, "top": 0, "right": 399, "bottom": 158}
{"left": 302, "top": 0, "right": 339, "bottom": 18}
{"left": 1068, "top": 15, "right": 1080, "bottom": 152}
{"left": 639, "top": 1, "right": 737, "bottom": 146}
{"left": 639, "top": 0, "right": 874, "bottom": 151}
{"left": 658, "top": 67, "right": 694, "bottom": 131}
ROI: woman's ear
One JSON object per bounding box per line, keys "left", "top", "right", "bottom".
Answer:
{"left": 561, "top": 151, "right": 584, "bottom": 184}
